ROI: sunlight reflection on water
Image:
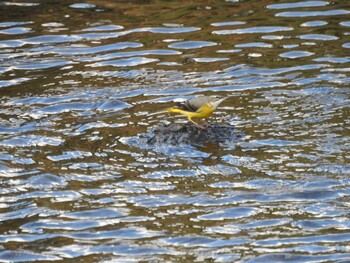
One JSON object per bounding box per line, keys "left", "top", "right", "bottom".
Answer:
{"left": 0, "top": 0, "right": 349, "bottom": 262}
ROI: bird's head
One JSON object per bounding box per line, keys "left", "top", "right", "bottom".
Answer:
{"left": 208, "top": 95, "right": 227, "bottom": 110}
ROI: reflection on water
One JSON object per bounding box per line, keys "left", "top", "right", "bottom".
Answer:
{"left": 0, "top": 0, "right": 349, "bottom": 262}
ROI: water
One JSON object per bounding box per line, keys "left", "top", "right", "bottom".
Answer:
{"left": 0, "top": 0, "right": 349, "bottom": 262}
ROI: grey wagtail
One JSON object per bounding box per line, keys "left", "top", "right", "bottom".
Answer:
{"left": 167, "top": 95, "right": 227, "bottom": 129}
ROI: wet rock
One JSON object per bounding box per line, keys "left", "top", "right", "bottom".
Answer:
{"left": 147, "top": 123, "right": 243, "bottom": 145}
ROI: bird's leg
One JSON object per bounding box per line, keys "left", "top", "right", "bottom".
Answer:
{"left": 189, "top": 118, "right": 208, "bottom": 129}
{"left": 201, "top": 120, "right": 209, "bottom": 129}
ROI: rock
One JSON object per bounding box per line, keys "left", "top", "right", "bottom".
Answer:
{"left": 146, "top": 123, "right": 243, "bottom": 145}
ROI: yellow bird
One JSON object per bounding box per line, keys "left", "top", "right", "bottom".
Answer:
{"left": 167, "top": 95, "right": 227, "bottom": 129}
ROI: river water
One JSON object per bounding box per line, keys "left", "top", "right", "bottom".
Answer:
{"left": 0, "top": 0, "right": 350, "bottom": 262}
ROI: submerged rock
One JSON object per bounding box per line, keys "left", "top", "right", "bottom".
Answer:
{"left": 147, "top": 123, "right": 243, "bottom": 145}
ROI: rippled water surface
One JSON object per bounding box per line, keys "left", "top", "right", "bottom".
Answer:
{"left": 0, "top": 0, "right": 349, "bottom": 262}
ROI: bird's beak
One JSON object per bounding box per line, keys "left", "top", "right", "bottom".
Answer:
{"left": 213, "top": 97, "right": 228, "bottom": 109}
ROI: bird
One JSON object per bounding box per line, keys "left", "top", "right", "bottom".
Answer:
{"left": 167, "top": 95, "right": 227, "bottom": 129}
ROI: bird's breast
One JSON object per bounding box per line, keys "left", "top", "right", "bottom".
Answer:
{"left": 195, "top": 104, "right": 214, "bottom": 118}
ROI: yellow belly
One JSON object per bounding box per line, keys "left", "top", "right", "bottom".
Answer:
{"left": 168, "top": 104, "right": 214, "bottom": 120}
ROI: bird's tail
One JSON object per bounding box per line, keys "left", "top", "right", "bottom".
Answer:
{"left": 149, "top": 107, "right": 189, "bottom": 118}
{"left": 168, "top": 107, "right": 194, "bottom": 120}
{"left": 168, "top": 107, "right": 184, "bottom": 114}
{"left": 168, "top": 107, "right": 176, "bottom": 113}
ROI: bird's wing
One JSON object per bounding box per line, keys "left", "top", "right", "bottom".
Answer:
{"left": 175, "top": 96, "right": 211, "bottom": 112}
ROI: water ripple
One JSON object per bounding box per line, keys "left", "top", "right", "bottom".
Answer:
{"left": 50, "top": 244, "right": 172, "bottom": 258}
{"left": 28, "top": 99, "right": 131, "bottom": 118}
{"left": 255, "top": 233, "right": 350, "bottom": 247}
{"left": 162, "top": 235, "right": 250, "bottom": 248}
{"left": 0, "top": 251, "right": 60, "bottom": 262}
{"left": 279, "top": 51, "right": 315, "bottom": 58}
{"left": 0, "top": 135, "right": 64, "bottom": 148}
{"left": 88, "top": 57, "right": 159, "bottom": 67}
{"left": 1, "top": 2, "right": 39, "bottom": 6}
{"left": 198, "top": 207, "right": 259, "bottom": 220}
{"left": 294, "top": 219, "right": 350, "bottom": 230}
{"left": 67, "top": 227, "right": 162, "bottom": 241}
{"left": 276, "top": 10, "right": 350, "bottom": 17}
{"left": 0, "top": 77, "right": 30, "bottom": 87}
{"left": 211, "top": 21, "right": 246, "bottom": 27}
{"left": 25, "top": 34, "right": 81, "bottom": 44}
{"left": 193, "top": 57, "right": 229, "bottom": 63}
{"left": 0, "top": 27, "right": 31, "bottom": 35}
{"left": 246, "top": 253, "right": 350, "bottom": 263}
{"left": 69, "top": 3, "right": 96, "bottom": 9}
{"left": 63, "top": 208, "right": 125, "bottom": 219}
{"left": 267, "top": 1, "right": 329, "bottom": 9}
{"left": 0, "top": 21, "right": 32, "bottom": 27}
{"left": 235, "top": 42, "right": 273, "bottom": 48}
{"left": 81, "top": 25, "right": 124, "bottom": 32}
{"left": 299, "top": 34, "right": 338, "bottom": 41}
{"left": 47, "top": 150, "right": 93, "bottom": 162}
{"left": 78, "top": 49, "right": 181, "bottom": 62}
{"left": 314, "top": 56, "right": 350, "bottom": 63}
{"left": 27, "top": 174, "right": 67, "bottom": 189}
{"left": 301, "top": 20, "right": 328, "bottom": 27}
{"left": 52, "top": 42, "right": 143, "bottom": 55}
{"left": 0, "top": 0, "right": 349, "bottom": 261}
{"left": 168, "top": 41, "right": 217, "bottom": 49}
{"left": 213, "top": 26, "right": 293, "bottom": 34}
{"left": 75, "top": 27, "right": 200, "bottom": 40}
{"left": 340, "top": 21, "right": 350, "bottom": 27}
{"left": 9, "top": 58, "right": 70, "bottom": 70}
